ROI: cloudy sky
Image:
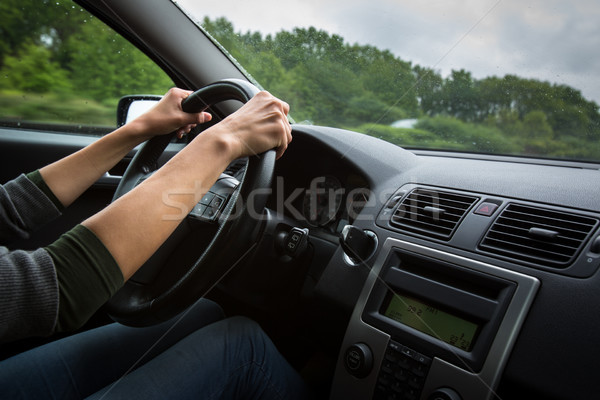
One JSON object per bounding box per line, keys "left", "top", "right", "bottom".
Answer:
{"left": 177, "top": 0, "right": 600, "bottom": 104}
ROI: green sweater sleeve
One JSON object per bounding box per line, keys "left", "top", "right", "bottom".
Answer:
{"left": 45, "top": 224, "right": 124, "bottom": 332}
{"left": 26, "top": 170, "right": 65, "bottom": 212}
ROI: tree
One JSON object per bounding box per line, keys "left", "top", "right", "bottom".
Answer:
{"left": 66, "top": 18, "right": 172, "bottom": 100}
{"left": 413, "top": 65, "right": 443, "bottom": 116}
{"left": 0, "top": 0, "right": 84, "bottom": 67}
{"left": 522, "top": 111, "right": 553, "bottom": 140}
{"left": 441, "top": 69, "right": 479, "bottom": 121}
{"left": 359, "top": 50, "right": 418, "bottom": 116}
{"left": 0, "top": 42, "right": 71, "bottom": 93}
{"left": 288, "top": 59, "right": 362, "bottom": 126}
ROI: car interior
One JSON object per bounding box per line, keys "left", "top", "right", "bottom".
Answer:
{"left": 1, "top": 0, "right": 599, "bottom": 399}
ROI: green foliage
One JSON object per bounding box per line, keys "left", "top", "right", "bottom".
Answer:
{"left": 0, "top": 1, "right": 173, "bottom": 130}
{"left": 344, "top": 94, "right": 408, "bottom": 127}
{"left": 66, "top": 18, "right": 173, "bottom": 100}
{"left": 0, "top": 42, "right": 72, "bottom": 93}
{"left": 0, "top": 0, "right": 79, "bottom": 64}
{"left": 522, "top": 111, "right": 553, "bottom": 140}
{"left": 414, "top": 116, "right": 521, "bottom": 154}
{"left": 189, "top": 16, "right": 600, "bottom": 160}
{"left": 354, "top": 117, "right": 522, "bottom": 155}
{"left": 354, "top": 124, "right": 438, "bottom": 148}
{"left": 0, "top": 90, "right": 115, "bottom": 126}
{"left": 203, "top": 22, "right": 420, "bottom": 127}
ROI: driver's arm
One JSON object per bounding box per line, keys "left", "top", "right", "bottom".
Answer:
{"left": 38, "top": 88, "right": 211, "bottom": 208}
{"left": 1, "top": 89, "right": 290, "bottom": 342}
{"left": 41, "top": 92, "right": 289, "bottom": 332}
{"left": 83, "top": 91, "right": 292, "bottom": 280}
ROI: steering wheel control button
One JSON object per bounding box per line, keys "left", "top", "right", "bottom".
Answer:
{"left": 191, "top": 203, "right": 207, "bottom": 217}
{"left": 375, "top": 340, "right": 431, "bottom": 400}
{"left": 202, "top": 206, "right": 217, "bottom": 220}
{"left": 474, "top": 202, "right": 499, "bottom": 216}
{"left": 344, "top": 343, "right": 373, "bottom": 378}
{"left": 191, "top": 194, "right": 228, "bottom": 222}
{"left": 209, "top": 195, "right": 224, "bottom": 209}
{"left": 200, "top": 192, "right": 215, "bottom": 206}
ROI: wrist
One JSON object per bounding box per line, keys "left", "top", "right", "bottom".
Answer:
{"left": 199, "top": 125, "right": 242, "bottom": 163}
{"left": 118, "top": 118, "right": 154, "bottom": 144}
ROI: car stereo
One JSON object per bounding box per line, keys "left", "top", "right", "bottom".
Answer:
{"left": 330, "top": 238, "right": 539, "bottom": 400}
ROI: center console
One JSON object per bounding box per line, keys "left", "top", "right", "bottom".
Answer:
{"left": 330, "top": 238, "right": 539, "bottom": 400}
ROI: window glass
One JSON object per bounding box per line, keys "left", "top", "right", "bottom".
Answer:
{"left": 183, "top": 0, "right": 600, "bottom": 163}
{"left": 0, "top": 0, "right": 173, "bottom": 135}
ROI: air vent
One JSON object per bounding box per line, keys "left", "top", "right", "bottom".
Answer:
{"left": 389, "top": 188, "right": 478, "bottom": 240}
{"left": 479, "top": 204, "right": 599, "bottom": 268}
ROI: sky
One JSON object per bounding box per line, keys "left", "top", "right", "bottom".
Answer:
{"left": 176, "top": 0, "right": 600, "bottom": 104}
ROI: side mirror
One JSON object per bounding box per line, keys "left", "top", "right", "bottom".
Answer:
{"left": 116, "top": 95, "right": 162, "bottom": 127}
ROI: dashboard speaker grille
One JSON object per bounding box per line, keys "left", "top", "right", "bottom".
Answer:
{"left": 479, "top": 203, "right": 598, "bottom": 267}
{"left": 390, "top": 188, "right": 478, "bottom": 240}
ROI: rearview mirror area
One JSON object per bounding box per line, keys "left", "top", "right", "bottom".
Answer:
{"left": 117, "top": 95, "right": 162, "bottom": 127}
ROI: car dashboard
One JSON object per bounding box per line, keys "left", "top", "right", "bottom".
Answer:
{"left": 263, "top": 124, "right": 600, "bottom": 400}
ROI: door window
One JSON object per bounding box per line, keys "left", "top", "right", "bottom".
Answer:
{"left": 0, "top": 0, "right": 173, "bottom": 135}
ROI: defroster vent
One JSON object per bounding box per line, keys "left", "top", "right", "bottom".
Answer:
{"left": 479, "top": 204, "right": 598, "bottom": 268}
{"left": 389, "top": 188, "right": 478, "bottom": 240}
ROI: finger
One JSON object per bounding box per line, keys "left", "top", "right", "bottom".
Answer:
{"left": 182, "top": 112, "right": 210, "bottom": 129}
{"left": 287, "top": 121, "right": 293, "bottom": 144}
{"left": 198, "top": 112, "right": 212, "bottom": 124}
{"left": 276, "top": 121, "right": 292, "bottom": 160}
{"left": 176, "top": 124, "right": 195, "bottom": 138}
{"left": 281, "top": 100, "right": 290, "bottom": 115}
{"left": 275, "top": 142, "right": 288, "bottom": 159}
{"left": 282, "top": 110, "right": 292, "bottom": 139}
{"left": 187, "top": 112, "right": 210, "bottom": 126}
{"left": 178, "top": 88, "right": 193, "bottom": 98}
{"left": 169, "top": 87, "right": 190, "bottom": 102}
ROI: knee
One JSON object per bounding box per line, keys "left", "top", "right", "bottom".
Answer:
{"left": 221, "top": 316, "right": 277, "bottom": 363}
{"left": 184, "top": 298, "right": 226, "bottom": 325}
{"left": 225, "top": 316, "right": 269, "bottom": 343}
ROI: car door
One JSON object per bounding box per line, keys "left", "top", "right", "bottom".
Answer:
{"left": 0, "top": 1, "right": 174, "bottom": 250}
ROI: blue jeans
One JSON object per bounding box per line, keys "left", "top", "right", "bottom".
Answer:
{"left": 0, "top": 299, "right": 312, "bottom": 400}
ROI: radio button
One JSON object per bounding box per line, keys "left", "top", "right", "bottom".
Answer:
{"left": 384, "top": 352, "right": 398, "bottom": 363}
{"left": 343, "top": 343, "right": 373, "bottom": 378}
{"left": 411, "top": 363, "right": 428, "bottom": 377}
{"left": 388, "top": 341, "right": 402, "bottom": 352}
{"left": 400, "top": 346, "right": 416, "bottom": 358}
{"left": 393, "top": 369, "right": 408, "bottom": 382}
{"left": 416, "top": 353, "right": 431, "bottom": 365}
{"left": 375, "top": 340, "right": 432, "bottom": 400}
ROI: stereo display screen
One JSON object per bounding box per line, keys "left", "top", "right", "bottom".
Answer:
{"left": 382, "top": 292, "right": 479, "bottom": 351}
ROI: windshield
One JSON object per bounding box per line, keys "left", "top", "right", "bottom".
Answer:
{"left": 176, "top": 0, "right": 600, "bottom": 163}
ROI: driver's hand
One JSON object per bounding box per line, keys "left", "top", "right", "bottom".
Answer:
{"left": 215, "top": 91, "right": 292, "bottom": 159}
{"left": 130, "top": 88, "right": 213, "bottom": 140}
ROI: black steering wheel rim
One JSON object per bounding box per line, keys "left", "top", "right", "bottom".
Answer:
{"left": 105, "top": 79, "right": 275, "bottom": 326}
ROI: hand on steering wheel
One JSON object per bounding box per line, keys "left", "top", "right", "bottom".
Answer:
{"left": 106, "top": 79, "right": 289, "bottom": 326}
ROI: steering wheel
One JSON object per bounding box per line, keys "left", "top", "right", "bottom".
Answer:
{"left": 105, "top": 79, "right": 275, "bottom": 326}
